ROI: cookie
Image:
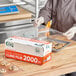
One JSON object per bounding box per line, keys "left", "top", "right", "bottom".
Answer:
{"left": 9, "top": 65, "right": 19, "bottom": 71}
{"left": 0, "top": 68, "right": 6, "bottom": 74}
{"left": 1, "top": 60, "right": 10, "bottom": 66}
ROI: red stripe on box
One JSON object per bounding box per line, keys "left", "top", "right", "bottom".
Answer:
{"left": 5, "top": 49, "right": 52, "bottom": 65}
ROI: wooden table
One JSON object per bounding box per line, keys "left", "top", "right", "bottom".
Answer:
{"left": 0, "top": 35, "right": 76, "bottom": 76}
{"left": 0, "top": 6, "right": 32, "bottom": 23}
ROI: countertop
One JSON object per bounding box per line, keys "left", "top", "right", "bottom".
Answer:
{"left": 0, "top": 35, "right": 76, "bottom": 76}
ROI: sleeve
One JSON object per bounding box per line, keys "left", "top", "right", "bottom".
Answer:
{"left": 39, "top": 0, "right": 52, "bottom": 24}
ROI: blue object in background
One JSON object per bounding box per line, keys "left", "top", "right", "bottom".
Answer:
{"left": 0, "top": 5, "right": 19, "bottom": 15}
{"left": 10, "top": 5, "right": 19, "bottom": 12}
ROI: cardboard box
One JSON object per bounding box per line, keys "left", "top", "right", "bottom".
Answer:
{"left": 5, "top": 36, "right": 52, "bottom": 65}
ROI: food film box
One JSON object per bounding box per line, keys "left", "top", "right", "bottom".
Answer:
{"left": 5, "top": 36, "right": 52, "bottom": 65}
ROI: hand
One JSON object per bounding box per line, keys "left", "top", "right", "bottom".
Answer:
{"left": 34, "top": 17, "right": 44, "bottom": 27}
{"left": 63, "top": 26, "right": 76, "bottom": 39}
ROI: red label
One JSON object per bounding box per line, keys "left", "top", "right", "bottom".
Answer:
{"left": 5, "top": 49, "right": 51, "bottom": 65}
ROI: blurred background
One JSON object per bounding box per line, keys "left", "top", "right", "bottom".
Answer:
{"left": 0, "top": 0, "right": 47, "bottom": 43}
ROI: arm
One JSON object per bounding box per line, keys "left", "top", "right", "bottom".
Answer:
{"left": 39, "top": 0, "right": 52, "bottom": 24}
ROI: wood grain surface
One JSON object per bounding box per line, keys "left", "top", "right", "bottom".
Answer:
{"left": 0, "top": 6, "right": 32, "bottom": 23}
{"left": 0, "top": 35, "right": 76, "bottom": 76}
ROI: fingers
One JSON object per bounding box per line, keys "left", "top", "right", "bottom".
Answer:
{"left": 34, "top": 18, "right": 41, "bottom": 27}
{"left": 33, "top": 17, "right": 44, "bottom": 27}
{"left": 63, "top": 32, "right": 75, "bottom": 40}
{"left": 63, "top": 29, "right": 71, "bottom": 36}
{"left": 65, "top": 27, "right": 76, "bottom": 35}
{"left": 34, "top": 19, "right": 39, "bottom": 27}
{"left": 67, "top": 33, "right": 74, "bottom": 39}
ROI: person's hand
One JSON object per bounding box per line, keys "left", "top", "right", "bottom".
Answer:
{"left": 34, "top": 17, "right": 44, "bottom": 27}
{"left": 63, "top": 26, "right": 76, "bottom": 39}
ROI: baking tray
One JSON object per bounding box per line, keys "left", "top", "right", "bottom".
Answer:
{"left": 43, "top": 38, "right": 71, "bottom": 52}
